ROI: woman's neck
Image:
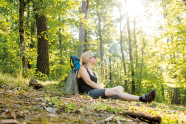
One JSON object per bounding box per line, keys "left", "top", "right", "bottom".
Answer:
{"left": 85, "top": 63, "right": 92, "bottom": 71}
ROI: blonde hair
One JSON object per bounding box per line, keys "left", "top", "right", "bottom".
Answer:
{"left": 80, "top": 51, "right": 93, "bottom": 65}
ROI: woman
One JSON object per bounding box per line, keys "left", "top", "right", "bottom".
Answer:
{"left": 77, "top": 51, "right": 156, "bottom": 103}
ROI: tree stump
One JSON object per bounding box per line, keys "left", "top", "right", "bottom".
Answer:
{"left": 62, "top": 72, "right": 79, "bottom": 95}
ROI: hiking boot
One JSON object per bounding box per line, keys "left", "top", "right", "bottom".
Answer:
{"left": 142, "top": 89, "right": 156, "bottom": 103}
{"left": 106, "top": 94, "right": 120, "bottom": 100}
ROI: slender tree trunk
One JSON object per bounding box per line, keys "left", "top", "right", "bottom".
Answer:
{"left": 19, "top": 0, "right": 27, "bottom": 69}
{"left": 98, "top": 14, "right": 104, "bottom": 75}
{"left": 134, "top": 16, "right": 139, "bottom": 93}
{"left": 84, "top": 0, "right": 89, "bottom": 52}
{"left": 109, "top": 56, "right": 112, "bottom": 86}
{"left": 118, "top": 8, "right": 127, "bottom": 92}
{"left": 31, "top": 5, "right": 36, "bottom": 49}
{"left": 139, "top": 39, "right": 144, "bottom": 96}
{"left": 125, "top": 0, "right": 135, "bottom": 94}
{"left": 78, "top": 0, "right": 88, "bottom": 58}
{"left": 171, "top": 88, "right": 181, "bottom": 104}
{"left": 26, "top": 4, "right": 32, "bottom": 69}
{"left": 134, "top": 16, "right": 138, "bottom": 69}
{"left": 34, "top": 0, "right": 49, "bottom": 76}
{"left": 84, "top": 30, "right": 88, "bottom": 52}
{"left": 184, "top": 89, "right": 186, "bottom": 105}
{"left": 58, "top": 16, "right": 62, "bottom": 64}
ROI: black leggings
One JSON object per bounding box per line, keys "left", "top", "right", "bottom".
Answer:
{"left": 88, "top": 89, "right": 106, "bottom": 99}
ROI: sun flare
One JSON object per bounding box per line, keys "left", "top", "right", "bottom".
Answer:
{"left": 126, "top": 0, "right": 144, "bottom": 17}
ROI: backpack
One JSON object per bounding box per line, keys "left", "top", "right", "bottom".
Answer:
{"left": 70, "top": 55, "right": 80, "bottom": 73}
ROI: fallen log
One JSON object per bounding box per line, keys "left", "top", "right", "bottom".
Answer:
{"left": 123, "top": 111, "right": 161, "bottom": 123}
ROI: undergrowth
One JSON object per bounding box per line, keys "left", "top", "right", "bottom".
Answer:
{"left": 0, "top": 72, "right": 186, "bottom": 124}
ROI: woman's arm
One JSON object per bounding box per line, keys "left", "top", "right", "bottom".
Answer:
{"left": 79, "top": 66, "right": 103, "bottom": 89}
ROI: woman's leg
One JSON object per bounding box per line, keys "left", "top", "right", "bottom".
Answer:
{"left": 105, "top": 88, "right": 156, "bottom": 102}
{"left": 105, "top": 88, "right": 139, "bottom": 102}
{"left": 111, "top": 86, "right": 124, "bottom": 92}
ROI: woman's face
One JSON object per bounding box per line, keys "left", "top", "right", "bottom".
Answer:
{"left": 89, "top": 54, "right": 97, "bottom": 65}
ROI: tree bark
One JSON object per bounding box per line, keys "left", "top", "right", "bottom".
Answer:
{"left": 83, "top": 30, "right": 88, "bottom": 52}
{"left": 98, "top": 14, "right": 104, "bottom": 75}
{"left": 118, "top": 6, "right": 127, "bottom": 92}
{"left": 123, "top": 111, "right": 162, "bottom": 123}
{"left": 62, "top": 72, "right": 79, "bottom": 95}
{"left": 83, "top": 0, "right": 89, "bottom": 52}
{"left": 78, "top": 0, "right": 88, "bottom": 58}
{"left": 171, "top": 88, "right": 181, "bottom": 105}
{"left": 109, "top": 56, "right": 112, "bottom": 86}
{"left": 139, "top": 39, "right": 144, "bottom": 96}
{"left": 30, "top": 4, "right": 36, "bottom": 49}
{"left": 125, "top": 0, "right": 135, "bottom": 94}
{"left": 34, "top": 0, "right": 49, "bottom": 76}
{"left": 27, "top": 3, "right": 32, "bottom": 69}
{"left": 19, "top": 0, "right": 27, "bottom": 69}
{"left": 134, "top": 16, "right": 138, "bottom": 68}
{"left": 184, "top": 89, "right": 186, "bottom": 105}
{"left": 58, "top": 16, "right": 63, "bottom": 64}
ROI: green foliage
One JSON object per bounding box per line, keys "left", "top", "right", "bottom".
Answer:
{"left": 92, "top": 101, "right": 121, "bottom": 113}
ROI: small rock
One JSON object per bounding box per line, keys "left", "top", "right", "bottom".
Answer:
{"left": 22, "top": 110, "right": 29, "bottom": 114}
{"left": 29, "top": 78, "right": 43, "bottom": 89}
{"left": 116, "top": 120, "right": 121, "bottom": 124}
{"left": 136, "top": 103, "right": 140, "bottom": 107}
{"left": 45, "top": 107, "right": 58, "bottom": 113}
{"left": 14, "top": 104, "right": 21, "bottom": 109}
{"left": 34, "top": 98, "right": 41, "bottom": 102}
{"left": 16, "top": 111, "right": 25, "bottom": 119}
{"left": 1, "top": 112, "right": 7, "bottom": 118}
{"left": 47, "top": 113, "right": 58, "bottom": 118}
{"left": 33, "top": 106, "right": 43, "bottom": 110}
{"left": 41, "top": 103, "right": 46, "bottom": 106}
{"left": 105, "top": 114, "right": 114, "bottom": 122}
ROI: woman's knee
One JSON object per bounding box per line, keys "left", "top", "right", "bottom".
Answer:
{"left": 113, "top": 86, "right": 124, "bottom": 92}
{"left": 113, "top": 88, "right": 122, "bottom": 94}
{"left": 105, "top": 88, "right": 122, "bottom": 96}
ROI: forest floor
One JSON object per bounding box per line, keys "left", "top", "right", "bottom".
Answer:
{"left": 0, "top": 73, "right": 186, "bottom": 124}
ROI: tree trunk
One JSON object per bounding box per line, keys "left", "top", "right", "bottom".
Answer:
{"left": 98, "top": 14, "right": 104, "bottom": 75}
{"left": 58, "top": 16, "right": 63, "bottom": 64}
{"left": 34, "top": 0, "right": 49, "bottom": 76}
{"left": 139, "top": 39, "right": 144, "bottom": 96}
{"left": 83, "top": 29, "right": 88, "bottom": 52}
{"left": 119, "top": 8, "right": 127, "bottom": 92}
{"left": 125, "top": 0, "right": 135, "bottom": 94}
{"left": 184, "top": 89, "right": 186, "bottom": 105}
{"left": 78, "top": 0, "right": 88, "bottom": 58}
{"left": 109, "top": 56, "right": 112, "bottom": 86}
{"left": 171, "top": 88, "right": 181, "bottom": 105}
{"left": 62, "top": 72, "right": 79, "bottom": 95}
{"left": 30, "top": 5, "right": 36, "bottom": 49}
{"left": 19, "top": 0, "right": 27, "bottom": 69}
{"left": 27, "top": 3, "right": 32, "bottom": 69}
{"left": 134, "top": 17, "right": 138, "bottom": 68}
{"left": 84, "top": 1, "right": 89, "bottom": 52}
